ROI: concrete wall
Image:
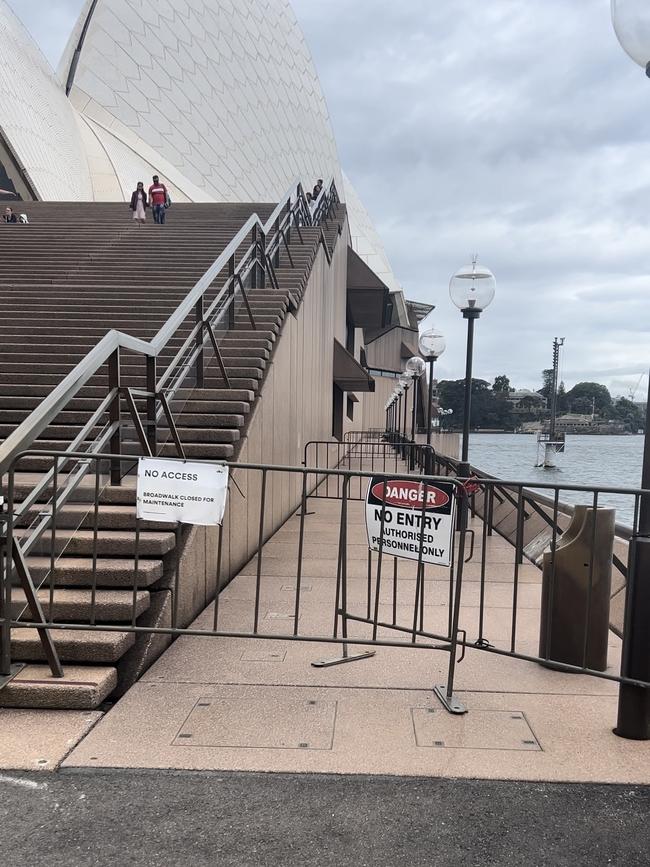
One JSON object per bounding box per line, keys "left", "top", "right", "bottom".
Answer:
{"left": 364, "top": 325, "right": 419, "bottom": 370}
{"left": 201, "top": 226, "right": 348, "bottom": 603}
{"left": 118, "top": 226, "right": 350, "bottom": 691}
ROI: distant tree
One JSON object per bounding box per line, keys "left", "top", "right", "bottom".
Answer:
{"left": 538, "top": 369, "right": 554, "bottom": 400}
{"left": 557, "top": 381, "right": 569, "bottom": 413}
{"left": 437, "top": 379, "right": 516, "bottom": 431}
{"left": 566, "top": 382, "right": 612, "bottom": 416}
{"left": 515, "top": 394, "right": 546, "bottom": 423}
{"left": 571, "top": 397, "right": 594, "bottom": 415}
{"left": 611, "top": 397, "right": 645, "bottom": 432}
{"left": 493, "top": 375, "right": 512, "bottom": 394}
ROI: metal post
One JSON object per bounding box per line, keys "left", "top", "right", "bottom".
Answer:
{"left": 286, "top": 197, "right": 292, "bottom": 246}
{"left": 259, "top": 230, "right": 266, "bottom": 288}
{"left": 402, "top": 383, "right": 409, "bottom": 456}
{"left": 146, "top": 356, "right": 157, "bottom": 456}
{"left": 396, "top": 392, "right": 402, "bottom": 445}
{"left": 273, "top": 217, "right": 280, "bottom": 267}
{"left": 548, "top": 338, "right": 563, "bottom": 442}
{"left": 195, "top": 297, "right": 204, "bottom": 389}
{"left": 251, "top": 224, "right": 258, "bottom": 289}
{"left": 425, "top": 356, "right": 435, "bottom": 474}
{"left": 458, "top": 311, "right": 479, "bottom": 534}
{"left": 410, "top": 374, "right": 418, "bottom": 470}
{"left": 109, "top": 348, "right": 122, "bottom": 486}
{"left": 228, "top": 255, "right": 236, "bottom": 329}
{"left": 459, "top": 311, "right": 479, "bottom": 479}
{"left": 615, "top": 372, "right": 650, "bottom": 740}
{"left": 0, "top": 526, "right": 10, "bottom": 677}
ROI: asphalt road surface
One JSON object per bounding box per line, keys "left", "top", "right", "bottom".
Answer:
{"left": 1, "top": 770, "right": 648, "bottom": 866}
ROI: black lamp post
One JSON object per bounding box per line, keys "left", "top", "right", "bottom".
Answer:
{"left": 406, "top": 356, "right": 426, "bottom": 469}
{"left": 393, "top": 386, "right": 402, "bottom": 443}
{"left": 611, "top": 1, "right": 650, "bottom": 740}
{"left": 419, "top": 327, "right": 447, "bottom": 473}
{"left": 387, "top": 390, "right": 400, "bottom": 441}
{"left": 399, "top": 376, "right": 410, "bottom": 451}
{"left": 449, "top": 257, "right": 496, "bottom": 480}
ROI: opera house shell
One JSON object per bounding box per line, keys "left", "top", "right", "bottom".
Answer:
{"left": 0, "top": 0, "right": 400, "bottom": 291}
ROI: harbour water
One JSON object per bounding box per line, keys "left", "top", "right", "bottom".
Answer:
{"left": 468, "top": 433, "right": 645, "bottom": 528}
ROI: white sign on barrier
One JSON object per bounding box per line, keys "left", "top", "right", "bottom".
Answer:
{"left": 136, "top": 458, "right": 229, "bottom": 526}
{"left": 365, "top": 477, "right": 456, "bottom": 567}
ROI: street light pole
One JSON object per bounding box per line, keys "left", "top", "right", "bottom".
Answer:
{"left": 615, "top": 372, "right": 650, "bottom": 740}
{"left": 459, "top": 311, "right": 478, "bottom": 478}
{"left": 411, "top": 375, "right": 418, "bottom": 446}
{"left": 450, "top": 258, "right": 496, "bottom": 479}
{"left": 610, "top": 1, "right": 650, "bottom": 741}
{"left": 406, "top": 357, "right": 426, "bottom": 470}
{"left": 419, "top": 327, "right": 447, "bottom": 475}
{"left": 401, "top": 381, "right": 410, "bottom": 446}
{"left": 450, "top": 257, "right": 496, "bottom": 533}
{"left": 397, "top": 389, "right": 403, "bottom": 442}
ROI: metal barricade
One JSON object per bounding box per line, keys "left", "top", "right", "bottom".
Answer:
{"left": 0, "top": 448, "right": 469, "bottom": 714}
{"left": 2, "top": 442, "right": 649, "bottom": 730}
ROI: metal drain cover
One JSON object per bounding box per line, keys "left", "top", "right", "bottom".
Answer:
{"left": 240, "top": 650, "right": 287, "bottom": 662}
{"left": 173, "top": 694, "right": 336, "bottom": 750}
{"left": 412, "top": 708, "right": 542, "bottom": 751}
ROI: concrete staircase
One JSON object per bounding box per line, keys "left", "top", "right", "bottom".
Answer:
{"left": 0, "top": 200, "right": 344, "bottom": 709}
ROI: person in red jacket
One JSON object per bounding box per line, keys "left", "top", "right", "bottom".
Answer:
{"left": 148, "top": 175, "right": 168, "bottom": 225}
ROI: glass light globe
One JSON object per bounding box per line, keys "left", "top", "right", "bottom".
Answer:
{"left": 612, "top": 0, "right": 650, "bottom": 74}
{"left": 419, "top": 328, "right": 446, "bottom": 359}
{"left": 449, "top": 258, "right": 496, "bottom": 312}
{"left": 406, "top": 356, "right": 426, "bottom": 377}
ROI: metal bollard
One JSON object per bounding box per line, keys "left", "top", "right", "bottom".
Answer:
{"left": 539, "top": 506, "right": 615, "bottom": 672}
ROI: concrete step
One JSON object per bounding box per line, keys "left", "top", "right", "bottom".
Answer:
{"left": 12, "top": 441, "right": 235, "bottom": 472}
{"left": 0, "top": 664, "right": 117, "bottom": 710}
{"left": 1, "top": 414, "right": 246, "bottom": 440}
{"left": 0, "top": 385, "right": 255, "bottom": 404}
{"left": 25, "top": 555, "right": 163, "bottom": 588}
{"left": 16, "top": 528, "right": 176, "bottom": 557}
{"left": 11, "top": 627, "right": 136, "bottom": 664}
{"left": 18, "top": 504, "right": 174, "bottom": 533}
{"left": 10, "top": 588, "right": 150, "bottom": 622}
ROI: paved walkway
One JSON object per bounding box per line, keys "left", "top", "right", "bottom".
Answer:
{"left": 56, "top": 474, "right": 649, "bottom": 783}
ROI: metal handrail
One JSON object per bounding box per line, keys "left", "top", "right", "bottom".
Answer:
{"left": 0, "top": 177, "right": 339, "bottom": 476}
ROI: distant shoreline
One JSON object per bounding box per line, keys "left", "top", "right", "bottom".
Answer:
{"left": 454, "top": 431, "right": 644, "bottom": 437}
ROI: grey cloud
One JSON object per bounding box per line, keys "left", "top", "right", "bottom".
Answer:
{"left": 7, "top": 0, "right": 650, "bottom": 396}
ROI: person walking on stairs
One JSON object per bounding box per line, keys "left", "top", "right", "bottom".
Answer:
{"left": 149, "top": 175, "right": 169, "bottom": 225}
{"left": 130, "top": 182, "right": 148, "bottom": 225}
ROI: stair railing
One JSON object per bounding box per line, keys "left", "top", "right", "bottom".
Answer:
{"left": 0, "top": 175, "right": 342, "bottom": 680}
{"left": 0, "top": 177, "right": 340, "bottom": 540}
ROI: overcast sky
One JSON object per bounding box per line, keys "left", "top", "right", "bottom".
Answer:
{"left": 7, "top": 0, "right": 650, "bottom": 398}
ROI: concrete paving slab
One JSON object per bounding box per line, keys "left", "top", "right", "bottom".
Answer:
{"left": 60, "top": 489, "right": 648, "bottom": 784}
{"left": 0, "top": 708, "right": 102, "bottom": 770}
{"left": 138, "top": 631, "right": 618, "bottom": 697}
{"left": 62, "top": 682, "right": 650, "bottom": 783}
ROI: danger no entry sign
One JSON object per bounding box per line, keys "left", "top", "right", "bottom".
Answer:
{"left": 365, "top": 477, "right": 456, "bottom": 567}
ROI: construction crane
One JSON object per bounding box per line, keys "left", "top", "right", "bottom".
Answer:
{"left": 628, "top": 373, "right": 647, "bottom": 402}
